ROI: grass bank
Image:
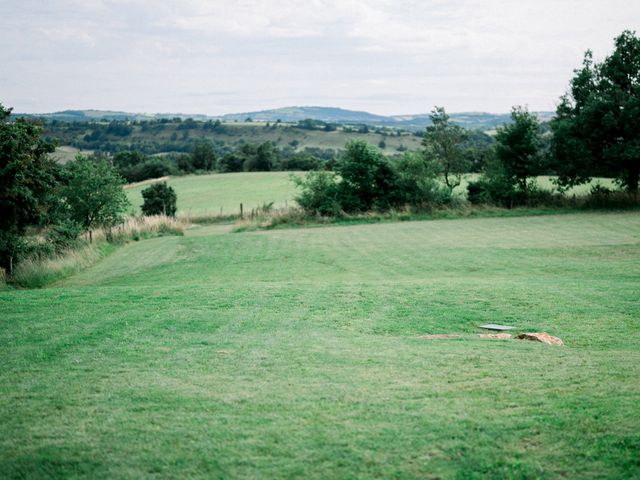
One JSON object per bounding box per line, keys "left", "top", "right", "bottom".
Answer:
{"left": 7, "top": 215, "right": 185, "bottom": 289}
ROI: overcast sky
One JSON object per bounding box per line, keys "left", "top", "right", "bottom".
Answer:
{"left": 1, "top": 0, "right": 638, "bottom": 115}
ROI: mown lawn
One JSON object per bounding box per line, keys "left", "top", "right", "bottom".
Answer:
{"left": 1, "top": 212, "right": 639, "bottom": 478}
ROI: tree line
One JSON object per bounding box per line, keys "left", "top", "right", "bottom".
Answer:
{"left": 295, "top": 31, "right": 640, "bottom": 215}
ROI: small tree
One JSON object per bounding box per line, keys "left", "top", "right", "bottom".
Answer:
{"left": 495, "top": 106, "right": 544, "bottom": 194}
{"left": 63, "top": 156, "right": 130, "bottom": 241}
{"left": 141, "top": 182, "right": 177, "bottom": 217}
{"left": 422, "top": 107, "right": 469, "bottom": 192}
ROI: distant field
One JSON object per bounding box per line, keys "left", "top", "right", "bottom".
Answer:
{"left": 45, "top": 121, "right": 423, "bottom": 156}
{"left": 49, "top": 146, "right": 93, "bottom": 164}
{"left": 125, "top": 171, "right": 301, "bottom": 215}
{"left": 1, "top": 212, "right": 639, "bottom": 478}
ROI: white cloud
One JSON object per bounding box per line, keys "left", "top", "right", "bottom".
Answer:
{"left": 1, "top": 0, "right": 639, "bottom": 114}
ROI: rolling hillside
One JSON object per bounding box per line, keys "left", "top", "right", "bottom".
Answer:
{"left": 21, "top": 106, "right": 556, "bottom": 130}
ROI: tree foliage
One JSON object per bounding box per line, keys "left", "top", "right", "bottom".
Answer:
{"left": 292, "top": 171, "right": 341, "bottom": 216}
{"left": 0, "top": 104, "right": 58, "bottom": 273}
{"left": 393, "top": 151, "right": 451, "bottom": 206}
{"left": 62, "top": 156, "right": 130, "bottom": 239}
{"left": 495, "top": 106, "right": 544, "bottom": 193}
{"left": 191, "top": 140, "right": 216, "bottom": 171}
{"left": 551, "top": 30, "right": 640, "bottom": 193}
{"left": 422, "top": 107, "right": 469, "bottom": 191}
{"left": 141, "top": 182, "right": 177, "bottom": 217}
{"left": 334, "top": 140, "right": 400, "bottom": 212}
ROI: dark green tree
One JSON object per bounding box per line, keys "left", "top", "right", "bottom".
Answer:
{"left": 112, "top": 151, "right": 146, "bottom": 169}
{"left": 191, "top": 140, "right": 216, "bottom": 171}
{"left": 62, "top": 156, "right": 130, "bottom": 241}
{"left": 551, "top": 30, "right": 640, "bottom": 193}
{"left": 141, "top": 182, "right": 177, "bottom": 217}
{"left": 335, "top": 140, "right": 400, "bottom": 212}
{"left": 244, "top": 141, "right": 278, "bottom": 171}
{"left": 495, "top": 106, "right": 544, "bottom": 193}
{"left": 0, "top": 104, "right": 59, "bottom": 274}
{"left": 422, "top": 106, "right": 469, "bottom": 192}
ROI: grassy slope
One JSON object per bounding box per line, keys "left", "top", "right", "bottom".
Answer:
{"left": 52, "top": 122, "right": 422, "bottom": 156}
{"left": 1, "top": 213, "right": 639, "bottom": 478}
{"left": 125, "top": 171, "right": 301, "bottom": 215}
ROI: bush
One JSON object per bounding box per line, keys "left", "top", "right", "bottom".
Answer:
{"left": 218, "top": 153, "right": 245, "bottom": 173}
{"left": 141, "top": 182, "right": 178, "bottom": 217}
{"left": 334, "top": 140, "right": 401, "bottom": 212}
{"left": 122, "top": 158, "right": 177, "bottom": 182}
{"left": 280, "top": 153, "right": 321, "bottom": 171}
{"left": 46, "top": 220, "right": 83, "bottom": 253}
{"left": 393, "top": 152, "right": 452, "bottom": 207}
{"left": 292, "top": 171, "right": 342, "bottom": 216}
{"left": 466, "top": 176, "right": 523, "bottom": 207}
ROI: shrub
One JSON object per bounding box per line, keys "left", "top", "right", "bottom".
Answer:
{"left": 46, "top": 220, "right": 83, "bottom": 253}
{"left": 141, "top": 182, "right": 178, "bottom": 217}
{"left": 393, "top": 152, "right": 452, "bottom": 207}
{"left": 292, "top": 171, "right": 342, "bottom": 216}
{"left": 218, "top": 153, "right": 245, "bottom": 172}
{"left": 122, "top": 158, "right": 177, "bottom": 182}
{"left": 280, "top": 153, "right": 321, "bottom": 171}
{"left": 334, "top": 140, "right": 401, "bottom": 212}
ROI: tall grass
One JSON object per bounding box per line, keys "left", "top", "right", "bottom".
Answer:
{"left": 11, "top": 215, "right": 185, "bottom": 289}
{"left": 88, "top": 215, "right": 186, "bottom": 243}
{"left": 11, "top": 243, "right": 110, "bottom": 288}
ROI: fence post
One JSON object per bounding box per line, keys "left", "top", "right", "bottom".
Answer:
{"left": 240, "top": 203, "right": 243, "bottom": 219}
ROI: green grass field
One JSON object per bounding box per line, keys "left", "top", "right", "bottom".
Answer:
{"left": 125, "top": 171, "right": 301, "bottom": 215}
{"left": 1, "top": 212, "right": 639, "bottom": 478}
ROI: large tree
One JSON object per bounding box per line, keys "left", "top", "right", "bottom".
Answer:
{"left": 422, "top": 106, "right": 469, "bottom": 192}
{"left": 551, "top": 30, "right": 640, "bottom": 193}
{"left": 62, "top": 156, "right": 130, "bottom": 241}
{"left": 495, "top": 106, "right": 544, "bottom": 193}
{"left": 0, "top": 104, "right": 58, "bottom": 274}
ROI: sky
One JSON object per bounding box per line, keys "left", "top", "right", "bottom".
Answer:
{"left": 1, "top": 0, "right": 638, "bottom": 116}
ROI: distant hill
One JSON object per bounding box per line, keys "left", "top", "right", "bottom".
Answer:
{"left": 219, "top": 106, "right": 391, "bottom": 124}
{"left": 18, "top": 106, "right": 555, "bottom": 130}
